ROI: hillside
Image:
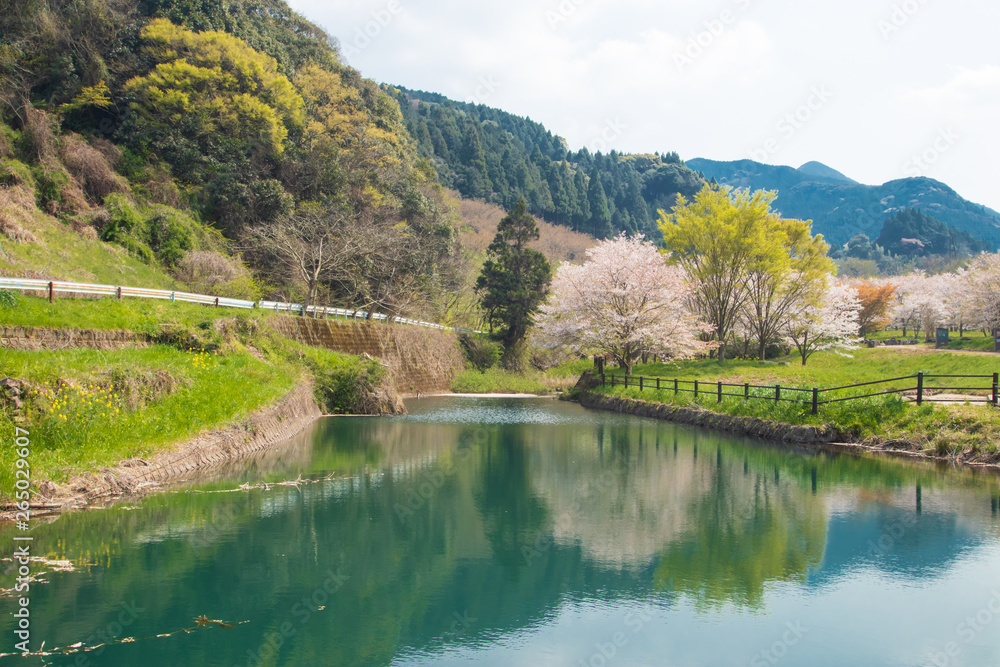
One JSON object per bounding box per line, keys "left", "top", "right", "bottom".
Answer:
{"left": 388, "top": 87, "right": 705, "bottom": 240}
{"left": 0, "top": 0, "right": 464, "bottom": 323}
{"left": 687, "top": 158, "right": 1000, "bottom": 249}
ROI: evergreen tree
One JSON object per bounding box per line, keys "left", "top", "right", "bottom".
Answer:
{"left": 475, "top": 199, "right": 552, "bottom": 370}
{"left": 587, "top": 169, "right": 613, "bottom": 239}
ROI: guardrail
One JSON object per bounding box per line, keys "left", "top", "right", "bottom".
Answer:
{"left": 600, "top": 371, "right": 1000, "bottom": 414}
{"left": 0, "top": 277, "right": 480, "bottom": 333}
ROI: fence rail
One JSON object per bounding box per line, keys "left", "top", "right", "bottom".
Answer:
{"left": 602, "top": 370, "right": 1000, "bottom": 414}
{"left": 0, "top": 277, "right": 480, "bottom": 333}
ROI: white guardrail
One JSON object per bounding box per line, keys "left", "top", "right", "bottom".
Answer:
{"left": 0, "top": 277, "right": 480, "bottom": 333}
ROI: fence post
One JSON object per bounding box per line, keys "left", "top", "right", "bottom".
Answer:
{"left": 812, "top": 388, "right": 819, "bottom": 415}
{"left": 694, "top": 380, "right": 699, "bottom": 399}
{"left": 116, "top": 286, "right": 121, "bottom": 301}
{"left": 916, "top": 372, "right": 924, "bottom": 406}
{"left": 656, "top": 378, "right": 660, "bottom": 391}
{"left": 48, "top": 281, "right": 53, "bottom": 303}
{"left": 744, "top": 383, "right": 749, "bottom": 400}
{"left": 639, "top": 376, "right": 644, "bottom": 391}
{"left": 601, "top": 372, "right": 606, "bottom": 387}
{"left": 775, "top": 384, "right": 781, "bottom": 403}
{"left": 674, "top": 379, "right": 678, "bottom": 395}
{"left": 993, "top": 373, "right": 998, "bottom": 407}
{"left": 170, "top": 291, "right": 175, "bottom": 303}
{"left": 215, "top": 297, "right": 219, "bottom": 308}
{"left": 717, "top": 382, "right": 722, "bottom": 403}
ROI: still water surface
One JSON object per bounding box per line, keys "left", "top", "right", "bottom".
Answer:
{"left": 3, "top": 397, "right": 1000, "bottom": 666}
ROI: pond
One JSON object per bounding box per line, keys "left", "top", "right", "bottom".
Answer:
{"left": 3, "top": 397, "right": 1000, "bottom": 666}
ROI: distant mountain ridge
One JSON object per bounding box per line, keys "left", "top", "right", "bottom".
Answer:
{"left": 687, "top": 158, "right": 1000, "bottom": 249}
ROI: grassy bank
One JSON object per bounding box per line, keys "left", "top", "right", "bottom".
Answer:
{"left": 593, "top": 347, "right": 1000, "bottom": 460}
{"left": 0, "top": 297, "right": 394, "bottom": 500}
{"left": 450, "top": 358, "right": 592, "bottom": 394}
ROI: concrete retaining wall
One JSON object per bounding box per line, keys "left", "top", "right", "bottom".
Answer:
{"left": 0, "top": 326, "right": 150, "bottom": 350}
{"left": 267, "top": 317, "right": 465, "bottom": 394}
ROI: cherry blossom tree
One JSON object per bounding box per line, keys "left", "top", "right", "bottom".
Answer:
{"left": 783, "top": 280, "right": 861, "bottom": 365}
{"left": 535, "top": 233, "right": 711, "bottom": 374}
{"left": 964, "top": 253, "right": 1000, "bottom": 333}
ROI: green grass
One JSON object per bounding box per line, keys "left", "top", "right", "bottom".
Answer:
{"left": 0, "top": 209, "right": 177, "bottom": 288}
{"left": 0, "top": 293, "right": 277, "bottom": 334}
{"left": 450, "top": 358, "right": 594, "bottom": 395}
{"left": 451, "top": 368, "right": 550, "bottom": 394}
{"left": 594, "top": 347, "right": 1000, "bottom": 459}
{"left": 621, "top": 347, "right": 1000, "bottom": 391}
{"left": 0, "top": 345, "right": 300, "bottom": 494}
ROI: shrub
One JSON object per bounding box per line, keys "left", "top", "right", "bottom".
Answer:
{"left": 60, "top": 134, "right": 128, "bottom": 202}
{"left": 0, "top": 158, "right": 33, "bottom": 189}
{"left": 174, "top": 251, "right": 260, "bottom": 299}
{"left": 146, "top": 207, "right": 194, "bottom": 267}
{"left": 459, "top": 334, "right": 501, "bottom": 372}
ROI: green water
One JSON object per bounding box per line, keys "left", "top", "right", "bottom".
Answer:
{"left": 3, "top": 397, "right": 1000, "bottom": 666}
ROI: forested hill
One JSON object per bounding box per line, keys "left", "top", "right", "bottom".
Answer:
{"left": 388, "top": 87, "right": 705, "bottom": 239}
{"left": 0, "top": 0, "right": 464, "bottom": 320}
{"left": 687, "top": 158, "right": 1000, "bottom": 250}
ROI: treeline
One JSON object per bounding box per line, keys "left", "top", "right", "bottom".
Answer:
{"left": 388, "top": 87, "right": 705, "bottom": 239}
{"left": 0, "top": 0, "right": 462, "bottom": 319}
{"left": 833, "top": 208, "right": 992, "bottom": 277}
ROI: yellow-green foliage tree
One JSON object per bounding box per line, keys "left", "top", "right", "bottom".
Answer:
{"left": 659, "top": 185, "right": 834, "bottom": 361}
{"left": 125, "top": 18, "right": 304, "bottom": 160}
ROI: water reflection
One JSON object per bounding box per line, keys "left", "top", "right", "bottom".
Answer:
{"left": 1, "top": 397, "right": 999, "bottom": 666}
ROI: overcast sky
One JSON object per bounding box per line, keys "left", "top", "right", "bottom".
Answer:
{"left": 287, "top": 0, "right": 1000, "bottom": 212}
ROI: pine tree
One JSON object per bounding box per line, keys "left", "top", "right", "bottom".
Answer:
{"left": 475, "top": 199, "right": 552, "bottom": 370}
{"left": 588, "top": 169, "right": 613, "bottom": 239}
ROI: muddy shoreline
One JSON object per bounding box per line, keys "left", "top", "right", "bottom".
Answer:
{"left": 579, "top": 391, "right": 1000, "bottom": 469}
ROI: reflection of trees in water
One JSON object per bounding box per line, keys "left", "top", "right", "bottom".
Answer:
{"left": 652, "top": 459, "right": 827, "bottom": 609}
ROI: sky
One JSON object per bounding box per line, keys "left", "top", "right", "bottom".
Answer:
{"left": 286, "top": 0, "right": 1000, "bottom": 212}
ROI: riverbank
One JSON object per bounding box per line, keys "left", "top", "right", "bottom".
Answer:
{"left": 4, "top": 381, "right": 322, "bottom": 517}
{"left": 579, "top": 389, "right": 1000, "bottom": 468}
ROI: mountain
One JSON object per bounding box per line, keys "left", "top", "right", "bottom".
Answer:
{"left": 388, "top": 87, "right": 705, "bottom": 239}
{"left": 797, "top": 161, "right": 856, "bottom": 184}
{"left": 687, "top": 158, "right": 1000, "bottom": 249}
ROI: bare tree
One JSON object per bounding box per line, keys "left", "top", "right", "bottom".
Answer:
{"left": 247, "top": 204, "right": 356, "bottom": 315}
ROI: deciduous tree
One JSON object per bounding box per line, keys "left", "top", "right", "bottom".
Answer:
{"left": 536, "top": 233, "right": 710, "bottom": 374}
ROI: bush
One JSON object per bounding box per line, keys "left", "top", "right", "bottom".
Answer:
{"left": 146, "top": 207, "right": 194, "bottom": 266}
{"left": 60, "top": 134, "right": 127, "bottom": 202}
{"left": 174, "top": 251, "right": 260, "bottom": 300}
{"left": 459, "top": 334, "right": 501, "bottom": 372}
{"left": 0, "top": 158, "right": 35, "bottom": 189}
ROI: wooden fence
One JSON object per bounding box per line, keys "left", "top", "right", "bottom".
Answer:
{"left": 601, "top": 372, "right": 1000, "bottom": 414}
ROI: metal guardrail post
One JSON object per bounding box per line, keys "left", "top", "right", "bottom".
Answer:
{"left": 214, "top": 297, "right": 219, "bottom": 308}
{"left": 116, "top": 286, "right": 121, "bottom": 301}
{"left": 48, "top": 281, "right": 53, "bottom": 303}
{"left": 916, "top": 372, "right": 924, "bottom": 406}
{"left": 171, "top": 292, "right": 175, "bottom": 303}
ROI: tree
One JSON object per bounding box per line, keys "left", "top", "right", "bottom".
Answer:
{"left": 587, "top": 169, "right": 612, "bottom": 239}
{"left": 783, "top": 281, "right": 861, "bottom": 365}
{"left": 246, "top": 203, "right": 354, "bottom": 315}
{"left": 536, "top": 233, "right": 710, "bottom": 374}
{"left": 742, "top": 217, "right": 834, "bottom": 361}
{"left": 659, "top": 185, "right": 780, "bottom": 361}
{"left": 475, "top": 199, "right": 552, "bottom": 370}
{"left": 850, "top": 280, "right": 898, "bottom": 336}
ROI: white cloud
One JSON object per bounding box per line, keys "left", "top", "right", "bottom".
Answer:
{"left": 289, "top": 0, "right": 1000, "bottom": 212}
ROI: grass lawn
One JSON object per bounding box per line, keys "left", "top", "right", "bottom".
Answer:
{"left": 1, "top": 293, "right": 278, "bottom": 334}
{"left": 451, "top": 358, "right": 593, "bottom": 394}
{"left": 594, "top": 347, "right": 1000, "bottom": 460}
